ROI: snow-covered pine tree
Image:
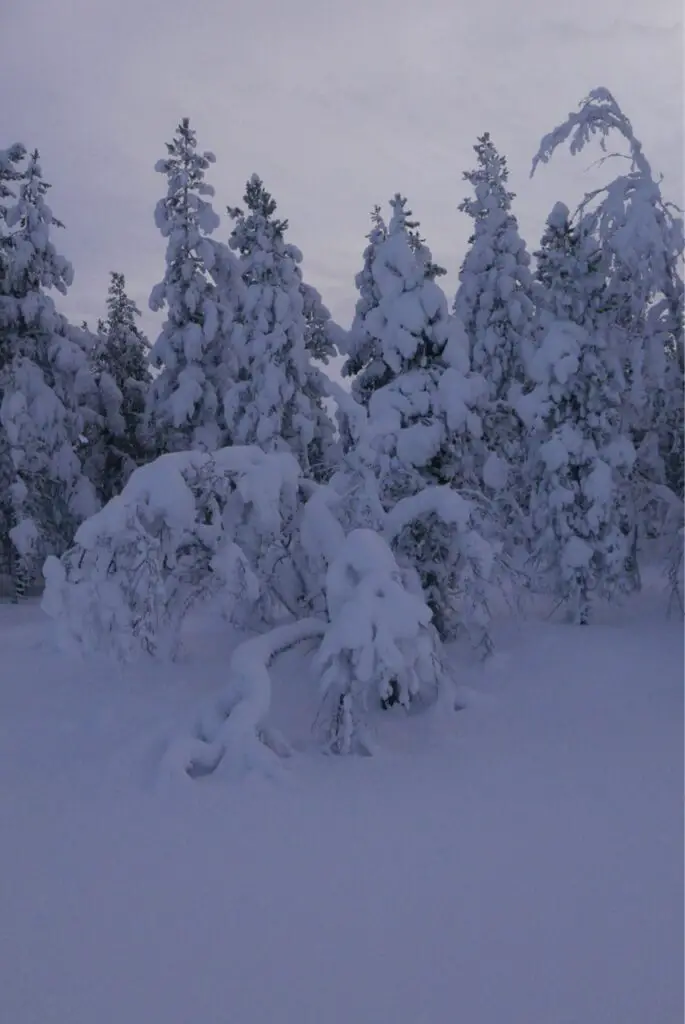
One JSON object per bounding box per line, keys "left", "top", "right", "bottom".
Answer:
{"left": 223, "top": 174, "right": 337, "bottom": 480}
{"left": 339, "top": 195, "right": 494, "bottom": 646}
{"left": 342, "top": 197, "right": 447, "bottom": 409}
{"left": 340, "top": 205, "right": 388, "bottom": 406}
{"left": 0, "top": 143, "right": 27, "bottom": 590}
{"left": 532, "top": 87, "right": 685, "bottom": 578}
{"left": 146, "top": 118, "right": 243, "bottom": 455}
{"left": 86, "top": 272, "right": 151, "bottom": 503}
{"left": 299, "top": 279, "right": 340, "bottom": 480}
{"left": 524, "top": 202, "right": 635, "bottom": 621}
{"left": 525, "top": 324, "right": 636, "bottom": 623}
{"left": 534, "top": 202, "right": 606, "bottom": 327}
{"left": 0, "top": 149, "right": 98, "bottom": 590}
{"left": 454, "top": 134, "right": 537, "bottom": 535}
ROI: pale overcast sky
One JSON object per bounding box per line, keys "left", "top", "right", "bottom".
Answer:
{"left": 1, "top": 0, "right": 682, "bottom": 339}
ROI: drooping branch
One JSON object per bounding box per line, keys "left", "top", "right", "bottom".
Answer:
{"left": 531, "top": 87, "right": 652, "bottom": 180}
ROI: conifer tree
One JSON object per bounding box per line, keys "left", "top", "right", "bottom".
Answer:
{"left": 342, "top": 195, "right": 492, "bottom": 644}
{"left": 525, "top": 203, "right": 635, "bottom": 621}
{"left": 454, "top": 134, "right": 537, "bottom": 532}
{"left": 85, "top": 273, "right": 152, "bottom": 503}
{"left": 532, "top": 88, "right": 685, "bottom": 575}
{"left": 0, "top": 144, "right": 27, "bottom": 587}
{"left": 341, "top": 205, "right": 389, "bottom": 406}
{"left": 534, "top": 202, "right": 607, "bottom": 328}
{"left": 146, "top": 118, "right": 243, "bottom": 454}
{"left": 0, "top": 149, "right": 98, "bottom": 587}
{"left": 223, "top": 174, "right": 337, "bottom": 480}
{"left": 342, "top": 198, "right": 447, "bottom": 408}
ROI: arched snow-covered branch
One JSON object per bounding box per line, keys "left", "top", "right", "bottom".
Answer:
{"left": 160, "top": 618, "right": 327, "bottom": 782}
{"left": 531, "top": 87, "right": 652, "bottom": 180}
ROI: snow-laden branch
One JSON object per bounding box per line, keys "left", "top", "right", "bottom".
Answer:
{"left": 160, "top": 618, "right": 327, "bottom": 782}
{"left": 531, "top": 87, "right": 652, "bottom": 180}
{"left": 531, "top": 87, "right": 684, "bottom": 354}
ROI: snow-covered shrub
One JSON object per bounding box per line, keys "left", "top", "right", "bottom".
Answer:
{"left": 386, "top": 486, "right": 497, "bottom": 652}
{"left": 666, "top": 524, "right": 684, "bottom": 615}
{"left": 315, "top": 529, "right": 445, "bottom": 755}
{"left": 42, "top": 446, "right": 300, "bottom": 660}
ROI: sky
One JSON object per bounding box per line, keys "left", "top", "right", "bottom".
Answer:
{"left": 1, "top": 0, "right": 683, "bottom": 340}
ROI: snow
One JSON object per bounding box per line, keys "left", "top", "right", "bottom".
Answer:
{"left": 0, "top": 579, "right": 681, "bottom": 1024}
{"left": 42, "top": 446, "right": 302, "bottom": 661}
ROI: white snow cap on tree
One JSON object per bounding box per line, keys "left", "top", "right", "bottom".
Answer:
{"left": 0, "top": 149, "right": 98, "bottom": 570}
{"left": 224, "top": 174, "right": 337, "bottom": 480}
{"left": 146, "top": 118, "right": 244, "bottom": 454}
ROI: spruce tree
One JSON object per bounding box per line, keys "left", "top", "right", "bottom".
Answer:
{"left": 532, "top": 87, "right": 685, "bottom": 578}
{"left": 223, "top": 174, "right": 337, "bottom": 480}
{"left": 343, "top": 195, "right": 491, "bottom": 644}
{"left": 146, "top": 118, "right": 243, "bottom": 454}
{"left": 0, "top": 150, "right": 98, "bottom": 587}
{"left": 342, "top": 197, "right": 447, "bottom": 408}
{"left": 341, "top": 205, "right": 389, "bottom": 406}
{"left": 454, "top": 134, "right": 537, "bottom": 533}
{"left": 526, "top": 203, "right": 635, "bottom": 622}
{"left": 84, "top": 273, "right": 152, "bottom": 504}
{"left": 0, "top": 144, "right": 27, "bottom": 587}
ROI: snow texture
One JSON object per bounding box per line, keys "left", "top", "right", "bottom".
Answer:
{"left": 0, "top": 575, "right": 682, "bottom": 1024}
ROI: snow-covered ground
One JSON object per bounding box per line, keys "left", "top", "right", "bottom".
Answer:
{"left": 1, "top": 576, "right": 682, "bottom": 1024}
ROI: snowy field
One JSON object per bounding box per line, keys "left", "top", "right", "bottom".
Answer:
{"left": 1, "top": 574, "right": 682, "bottom": 1024}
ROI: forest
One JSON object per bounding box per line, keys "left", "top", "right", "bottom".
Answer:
{"left": 0, "top": 86, "right": 682, "bottom": 760}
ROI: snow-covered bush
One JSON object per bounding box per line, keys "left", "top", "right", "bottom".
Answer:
{"left": 386, "top": 487, "right": 497, "bottom": 651}
{"left": 315, "top": 529, "right": 445, "bottom": 755}
{"left": 42, "top": 446, "right": 301, "bottom": 660}
{"left": 666, "top": 523, "right": 684, "bottom": 615}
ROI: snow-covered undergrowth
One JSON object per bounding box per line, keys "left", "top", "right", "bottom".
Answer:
{"left": 40, "top": 448, "right": 462, "bottom": 765}
{"left": 42, "top": 446, "right": 301, "bottom": 661}
{"left": 0, "top": 581, "right": 682, "bottom": 1024}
